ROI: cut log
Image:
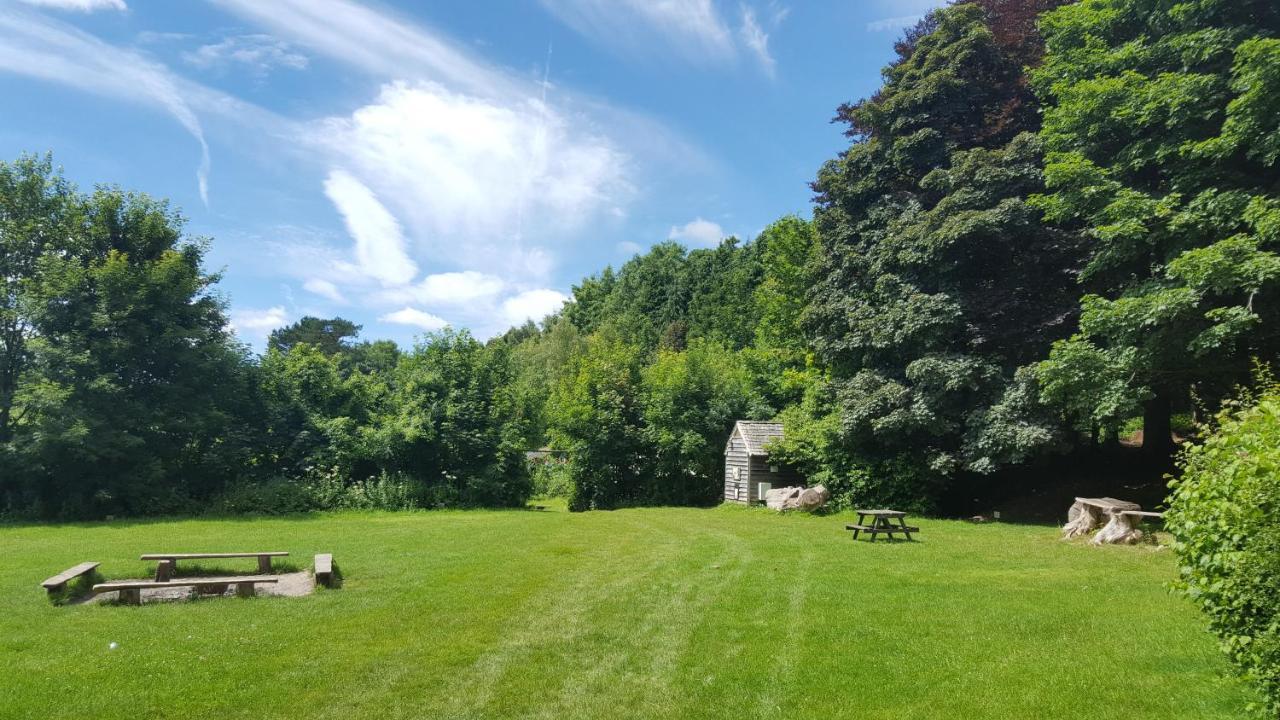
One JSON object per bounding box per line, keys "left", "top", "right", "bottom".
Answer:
{"left": 1093, "top": 510, "right": 1160, "bottom": 545}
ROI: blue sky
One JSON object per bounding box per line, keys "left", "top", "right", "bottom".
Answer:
{"left": 0, "top": 0, "right": 943, "bottom": 349}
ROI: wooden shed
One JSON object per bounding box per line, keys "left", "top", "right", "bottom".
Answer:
{"left": 723, "top": 421, "right": 803, "bottom": 504}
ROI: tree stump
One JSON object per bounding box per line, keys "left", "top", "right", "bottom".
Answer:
{"left": 1092, "top": 511, "right": 1145, "bottom": 545}
{"left": 1062, "top": 501, "right": 1103, "bottom": 539}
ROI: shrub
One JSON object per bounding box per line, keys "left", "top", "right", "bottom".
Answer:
{"left": 1166, "top": 387, "right": 1280, "bottom": 716}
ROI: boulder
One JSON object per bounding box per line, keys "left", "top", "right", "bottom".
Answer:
{"left": 765, "top": 485, "right": 830, "bottom": 512}
{"left": 764, "top": 486, "right": 801, "bottom": 511}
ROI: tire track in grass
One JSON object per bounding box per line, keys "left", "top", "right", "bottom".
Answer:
{"left": 532, "top": 516, "right": 751, "bottom": 719}
{"left": 435, "top": 511, "right": 695, "bottom": 719}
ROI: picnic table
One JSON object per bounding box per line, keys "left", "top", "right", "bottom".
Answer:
{"left": 846, "top": 509, "right": 919, "bottom": 542}
{"left": 140, "top": 551, "right": 287, "bottom": 580}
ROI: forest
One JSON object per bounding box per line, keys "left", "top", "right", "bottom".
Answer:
{"left": 2, "top": 0, "right": 1278, "bottom": 520}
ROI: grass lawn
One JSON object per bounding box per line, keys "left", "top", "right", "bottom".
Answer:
{"left": 0, "top": 503, "right": 1255, "bottom": 719}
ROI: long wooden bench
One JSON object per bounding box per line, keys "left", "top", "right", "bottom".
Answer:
{"left": 314, "top": 553, "right": 334, "bottom": 587}
{"left": 140, "top": 551, "right": 288, "bottom": 575}
{"left": 93, "top": 576, "right": 279, "bottom": 605}
{"left": 41, "top": 562, "right": 100, "bottom": 596}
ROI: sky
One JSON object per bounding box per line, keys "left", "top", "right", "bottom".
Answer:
{"left": 0, "top": 0, "right": 944, "bottom": 349}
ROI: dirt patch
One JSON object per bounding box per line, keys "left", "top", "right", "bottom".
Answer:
{"left": 81, "top": 571, "right": 314, "bottom": 605}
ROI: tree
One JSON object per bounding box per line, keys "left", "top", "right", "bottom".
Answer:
{"left": 268, "top": 316, "right": 361, "bottom": 355}
{"left": 546, "top": 331, "right": 646, "bottom": 511}
{"left": 641, "top": 341, "right": 770, "bottom": 505}
{"left": 7, "top": 178, "right": 256, "bottom": 517}
{"left": 1033, "top": 0, "right": 1280, "bottom": 458}
{"left": 807, "top": 3, "right": 1081, "bottom": 501}
{"left": 754, "top": 215, "right": 817, "bottom": 352}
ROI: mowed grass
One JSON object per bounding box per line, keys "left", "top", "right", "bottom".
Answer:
{"left": 0, "top": 504, "right": 1255, "bottom": 719}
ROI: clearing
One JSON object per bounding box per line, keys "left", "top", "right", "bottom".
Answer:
{"left": 0, "top": 504, "right": 1255, "bottom": 719}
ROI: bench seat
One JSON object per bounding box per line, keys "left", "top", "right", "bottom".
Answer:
{"left": 94, "top": 576, "right": 279, "bottom": 604}
{"left": 314, "top": 553, "right": 334, "bottom": 587}
{"left": 41, "top": 562, "right": 100, "bottom": 595}
{"left": 141, "top": 551, "right": 288, "bottom": 574}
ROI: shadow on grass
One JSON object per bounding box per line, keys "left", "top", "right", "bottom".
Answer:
{"left": 173, "top": 561, "right": 303, "bottom": 577}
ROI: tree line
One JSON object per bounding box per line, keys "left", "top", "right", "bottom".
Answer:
{"left": 2, "top": 0, "right": 1278, "bottom": 518}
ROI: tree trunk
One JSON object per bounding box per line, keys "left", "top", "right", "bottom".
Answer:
{"left": 1142, "top": 392, "right": 1174, "bottom": 458}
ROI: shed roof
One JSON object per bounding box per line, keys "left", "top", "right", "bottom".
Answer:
{"left": 732, "top": 421, "right": 784, "bottom": 456}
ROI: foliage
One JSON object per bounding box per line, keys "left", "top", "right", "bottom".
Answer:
{"left": 807, "top": 3, "right": 1081, "bottom": 504}
{"left": 1033, "top": 0, "right": 1280, "bottom": 455}
{"left": 0, "top": 156, "right": 258, "bottom": 518}
{"left": 268, "top": 316, "right": 361, "bottom": 355}
{"left": 1167, "top": 384, "right": 1280, "bottom": 716}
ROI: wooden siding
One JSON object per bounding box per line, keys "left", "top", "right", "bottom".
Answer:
{"left": 724, "top": 434, "right": 751, "bottom": 503}
{"left": 724, "top": 427, "right": 804, "bottom": 503}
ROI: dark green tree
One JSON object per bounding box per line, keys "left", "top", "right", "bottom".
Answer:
{"left": 268, "top": 316, "right": 362, "bottom": 355}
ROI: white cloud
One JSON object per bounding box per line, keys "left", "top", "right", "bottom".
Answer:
{"left": 230, "top": 306, "right": 289, "bottom": 335}
{"left": 739, "top": 6, "right": 775, "bottom": 78}
{"left": 867, "top": 15, "right": 923, "bottom": 33}
{"left": 17, "top": 0, "right": 125, "bottom": 11}
{"left": 540, "top": 0, "right": 736, "bottom": 65}
{"left": 303, "top": 278, "right": 346, "bottom": 303}
{"left": 380, "top": 307, "right": 449, "bottom": 331}
{"left": 502, "top": 289, "right": 568, "bottom": 326}
{"left": 0, "top": 7, "right": 211, "bottom": 203}
{"left": 669, "top": 217, "right": 725, "bottom": 246}
{"left": 184, "top": 34, "right": 308, "bottom": 76}
{"left": 377, "top": 271, "right": 504, "bottom": 306}
{"left": 322, "top": 169, "right": 418, "bottom": 286}
{"left": 312, "top": 82, "right": 629, "bottom": 275}
{"left": 617, "top": 240, "right": 645, "bottom": 256}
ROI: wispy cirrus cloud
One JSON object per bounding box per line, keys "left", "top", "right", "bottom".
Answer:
{"left": 539, "top": 0, "right": 785, "bottom": 76}
{"left": 0, "top": 5, "right": 212, "bottom": 202}
{"left": 17, "top": 0, "right": 125, "bottom": 11}
{"left": 183, "top": 34, "right": 308, "bottom": 76}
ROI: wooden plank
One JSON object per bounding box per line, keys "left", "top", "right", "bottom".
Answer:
{"left": 853, "top": 509, "right": 907, "bottom": 517}
{"left": 1075, "top": 497, "right": 1140, "bottom": 511}
{"left": 1120, "top": 510, "right": 1164, "bottom": 518}
{"left": 139, "top": 552, "right": 288, "bottom": 560}
{"left": 41, "top": 561, "right": 100, "bottom": 590}
{"left": 94, "top": 576, "right": 280, "bottom": 593}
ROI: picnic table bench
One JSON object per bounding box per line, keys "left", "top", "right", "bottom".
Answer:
{"left": 314, "top": 553, "right": 334, "bottom": 587}
{"left": 41, "top": 562, "right": 100, "bottom": 596}
{"left": 94, "top": 576, "right": 279, "bottom": 605}
{"left": 140, "top": 552, "right": 287, "bottom": 580}
{"left": 846, "top": 509, "right": 919, "bottom": 542}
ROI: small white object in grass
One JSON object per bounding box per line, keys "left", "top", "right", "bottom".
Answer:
{"left": 108, "top": 642, "right": 119, "bottom": 650}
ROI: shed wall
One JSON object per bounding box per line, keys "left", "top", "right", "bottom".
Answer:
{"left": 724, "top": 434, "right": 751, "bottom": 503}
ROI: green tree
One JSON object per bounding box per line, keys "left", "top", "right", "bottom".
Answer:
{"left": 1033, "top": 0, "right": 1280, "bottom": 458}
{"left": 268, "top": 316, "right": 362, "bottom": 355}
{"left": 8, "top": 178, "right": 255, "bottom": 517}
{"left": 807, "top": 3, "right": 1080, "bottom": 501}
{"left": 641, "top": 341, "right": 770, "bottom": 505}
{"left": 546, "top": 331, "right": 646, "bottom": 511}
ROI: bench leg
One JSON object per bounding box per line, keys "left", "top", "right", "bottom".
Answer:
{"left": 46, "top": 582, "right": 67, "bottom": 597}
{"left": 155, "top": 559, "right": 174, "bottom": 582}
{"left": 119, "top": 588, "right": 141, "bottom": 605}
{"left": 236, "top": 582, "right": 256, "bottom": 598}
{"left": 258, "top": 555, "right": 272, "bottom": 573}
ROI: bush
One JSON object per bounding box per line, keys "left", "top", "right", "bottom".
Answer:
{"left": 529, "top": 458, "right": 572, "bottom": 498}
{"left": 1167, "top": 387, "right": 1280, "bottom": 716}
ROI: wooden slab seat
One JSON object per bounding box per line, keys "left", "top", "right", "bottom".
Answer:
{"left": 93, "top": 576, "right": 279, "bottom": 605}
{"left": 140, "top": 551, "right": 287, "bottom": 574}
{"left": 314, "top": 553, "right": 333, "bottom": 588}
{"left": 41, "top": 562, "right": 100, "bottom": 596}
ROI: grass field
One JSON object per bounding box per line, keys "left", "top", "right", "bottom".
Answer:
{"left": 0, "top": 503, "right": 1255, "bottom": 719}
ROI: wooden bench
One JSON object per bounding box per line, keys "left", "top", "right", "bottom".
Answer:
{"left": 140, "top": 552, "right": 288, "bottom": 575}
{"left": 41, "top": 562, "right": 100, "bottom": 596}
{"left": 93, "top": 576, "right": 279, "bottom": 605}
{"left": 314, "top": 553, "right": 334, "bottom": 587}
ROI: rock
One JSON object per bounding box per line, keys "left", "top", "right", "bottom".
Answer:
{"left": 765, "top": 485, "right": 829, "bottom": 513}
{"left": 765, "top": 486, "right": 801, "bottom": 511}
